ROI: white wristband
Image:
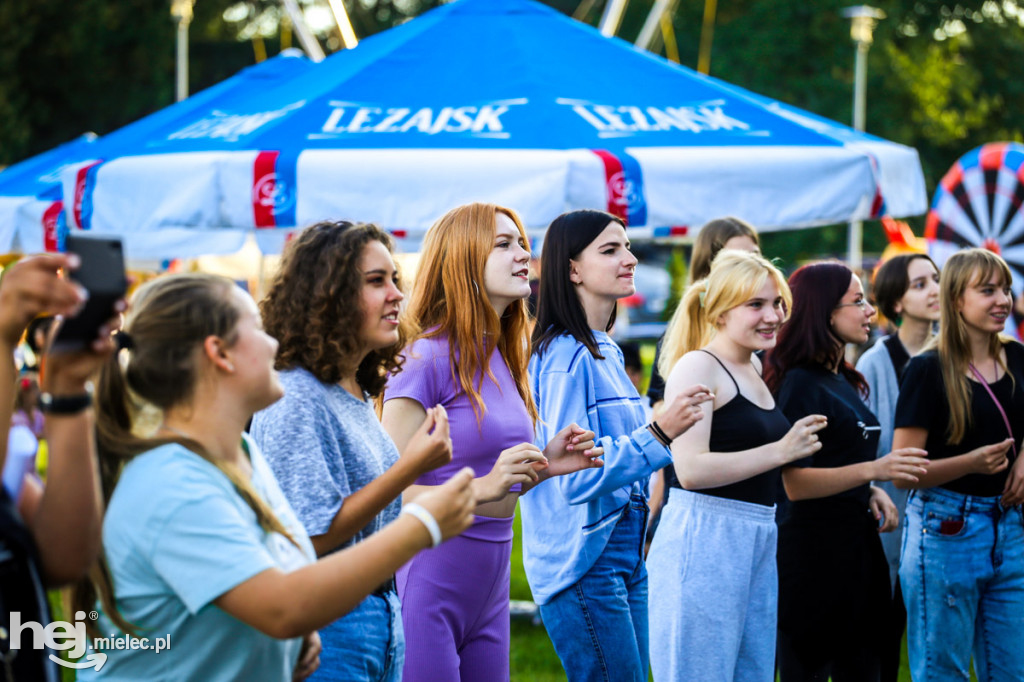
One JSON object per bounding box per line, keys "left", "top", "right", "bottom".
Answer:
{"left": 402, "top": 503, "right": 443, "bottom": 548}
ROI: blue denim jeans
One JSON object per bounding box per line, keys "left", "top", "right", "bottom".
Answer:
{"left": 538, "top": 493, "right": 649, "bottom": 682}
{"left": 309, "top": 589, "right": 404, "bottom": 682}
{"left": 900, "top": 487, "right": 1024, "bottom": 682}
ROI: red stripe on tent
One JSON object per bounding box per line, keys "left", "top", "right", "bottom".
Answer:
{"left": 253, "top": 151, "right": 280, "bottom": 228}
{"left": 870, "top": 188, "right": 885, "bottom": 218}
{"left": 591, "top": 150, "right": 628, "bottom": 222}
{"left": 72, "top": 161, "right": 102, "bottom": 229}
{"left": 42, "top": 201, "right": 63, "bottom": 252}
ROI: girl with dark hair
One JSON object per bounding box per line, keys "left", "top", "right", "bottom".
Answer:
{"left": 763, "top": 261, "right": 928, "bottom": 681}
{"left": 525, "top": 209, "right": 712, "bottom": 682}
{"left": 381, "top": 203, "right": 602, "bottom": 682}
{"left": 854, "top": 253, "right": 939, "bottom": 681}
{"left": 251, "top": 221, "right": 455, "bottom": 681}
{"left": 75, "top": 273, "right": 477, "bottom": 681}
{"left": 649, "top": 251, "right": 826, "bottom": 681}
{"left": 893, "top": 248, "right": 1024, "bottom": 681}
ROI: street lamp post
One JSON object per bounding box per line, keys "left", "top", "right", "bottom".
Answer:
{"left": 842, "top": 5, "right": 885, "bottom": 271}
{"left": 171, "top": 0, "right": 196, "bottom": 102}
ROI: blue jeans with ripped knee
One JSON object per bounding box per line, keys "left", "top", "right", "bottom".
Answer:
{"left": 900, "top": 487, "right": 1024, "bottom": 682}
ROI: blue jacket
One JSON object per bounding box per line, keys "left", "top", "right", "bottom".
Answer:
{"left": 520, "top": 331, "right": 671, "bottom": 604}
{"left": 855, "top": 335, "right": 909, "bottom": 591}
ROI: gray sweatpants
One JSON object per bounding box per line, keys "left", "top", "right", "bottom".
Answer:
{"left": 647, "top": 488, "right": 777, "bottom": 682}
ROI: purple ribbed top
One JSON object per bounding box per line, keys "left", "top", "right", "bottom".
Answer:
{"left": 384, "top": 333, "right": 534, "bottom": 542}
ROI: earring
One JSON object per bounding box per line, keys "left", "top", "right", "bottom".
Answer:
{"left": 226, "top": 362, "right": 235, "bottom": 372}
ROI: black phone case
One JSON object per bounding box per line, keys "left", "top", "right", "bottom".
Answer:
{"left": 52, "top": 236, "right": 127, "bottom": 351}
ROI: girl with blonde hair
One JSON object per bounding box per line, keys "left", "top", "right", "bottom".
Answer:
{"left": 893, "top": 248, "right": 1024, "bottom": 681}
{"left": 74, "top": 273, "right": 476, "bottom": 681}
{"left": 381, "top": 203, "right": 602, "bottom": 682}
{"left": 649, "top": 250, "right": 826, "bottom": 681}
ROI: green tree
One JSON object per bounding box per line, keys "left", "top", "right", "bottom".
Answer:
{"left": 0, "top": 0, "right": 178, "bottom": 164}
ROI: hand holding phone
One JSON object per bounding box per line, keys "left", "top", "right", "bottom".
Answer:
{"left": 51, "top": 235, "right": 127, "bottom": 352}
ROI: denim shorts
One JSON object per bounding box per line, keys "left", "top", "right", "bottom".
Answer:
{"left": 308, "top": 589, "right": 404, "bottom": 682}
{"left": 900, "top": 487, "right": 1024, "bottom": 682}
{"left": 539, "top": 493, "right": 649, "bottom": 682}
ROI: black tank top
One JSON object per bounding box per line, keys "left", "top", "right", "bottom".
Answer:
{"left": 667, "top": 350, "right": 791, "bottom": 507}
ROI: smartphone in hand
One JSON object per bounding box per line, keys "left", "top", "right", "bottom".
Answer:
{"left": 52, "top": 235, "right": 127, "bottom": 352}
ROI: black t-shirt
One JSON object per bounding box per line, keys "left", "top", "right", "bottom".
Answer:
{"left": 894, "top": 342, "right": 1024, "bottom": 497}
{"left": 777, "top": 365, "right": 879, "bottom": 508}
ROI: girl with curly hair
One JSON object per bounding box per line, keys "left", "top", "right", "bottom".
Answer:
{"left": 381, "top": 203, "right": 603, "bottom": 682}
{"left": 74, "top": 273, "right": 476, "bottom": 681}
{"left": 251, "top": 221, "right": 456, "bottom": 681}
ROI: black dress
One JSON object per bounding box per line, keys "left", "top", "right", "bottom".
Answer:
{"left": 775, "top": 365, "right": 891, "bottom": 682}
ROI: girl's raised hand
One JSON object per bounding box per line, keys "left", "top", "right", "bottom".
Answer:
{"left": 872, "top": 448, "right": 930, "bottom": 483}
{"left": 540, "top": 423, "right": 605, "bottom": 478}
{"left": 970, "top": 438, "right": 1013, "bottom": 476}
{"left": 415, "top": 467, "right": 477, "bottom": 541}
{"left": 402, "top": 406, "right": 453, "bottom": 476}
{"left": 657, "top": 384, "right": 714, "bottom": 440}
{"left": 777, "top": 415, "right": 828, "bottom": 463}
{"left": 474, "top": 444, "right": 547, "bottom": 503}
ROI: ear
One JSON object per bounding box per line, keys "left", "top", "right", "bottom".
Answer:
{"left": 569, "top": 259, "right": 582, "bottom": 285}
{"left": 203, "top": 336, "right": 235, "bottom": 373}
{"left": 892, "top": 301, "right": 903, "bottom": 316}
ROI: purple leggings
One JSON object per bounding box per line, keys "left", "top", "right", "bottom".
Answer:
{"left": 397, "top": 533, "right": 512, "bottom": 682}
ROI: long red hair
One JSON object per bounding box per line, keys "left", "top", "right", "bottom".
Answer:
{"left": 406, "top": 203, "right": 537, "bottom": 425}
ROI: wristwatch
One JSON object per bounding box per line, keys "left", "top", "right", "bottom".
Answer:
{"left": 38, "top": 381, "right": 94, "bottom": 415}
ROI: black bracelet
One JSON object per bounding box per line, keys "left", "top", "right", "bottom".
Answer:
{"left": 650, "top": 421, "right": 673, "bottom": 446}
{"left": 38, "top": 382, "right": 94, "bottom": 415}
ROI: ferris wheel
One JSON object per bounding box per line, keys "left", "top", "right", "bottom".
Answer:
{"left": 926, "top": 142, "right": 1024, "bottom": 295}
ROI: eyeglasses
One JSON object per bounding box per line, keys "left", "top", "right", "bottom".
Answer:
{"left": 834, "top": 299, "right": 871, "bottom": 310}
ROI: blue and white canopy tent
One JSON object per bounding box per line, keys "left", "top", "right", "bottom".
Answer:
{"left": 0, "top": 50, "right": 311, "bottom": 259}
{"left": 0, "top": 134, "right": 98, "bottom": 253}
{"left": 62, "top": 0, "right": 927, "bottom": 257}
